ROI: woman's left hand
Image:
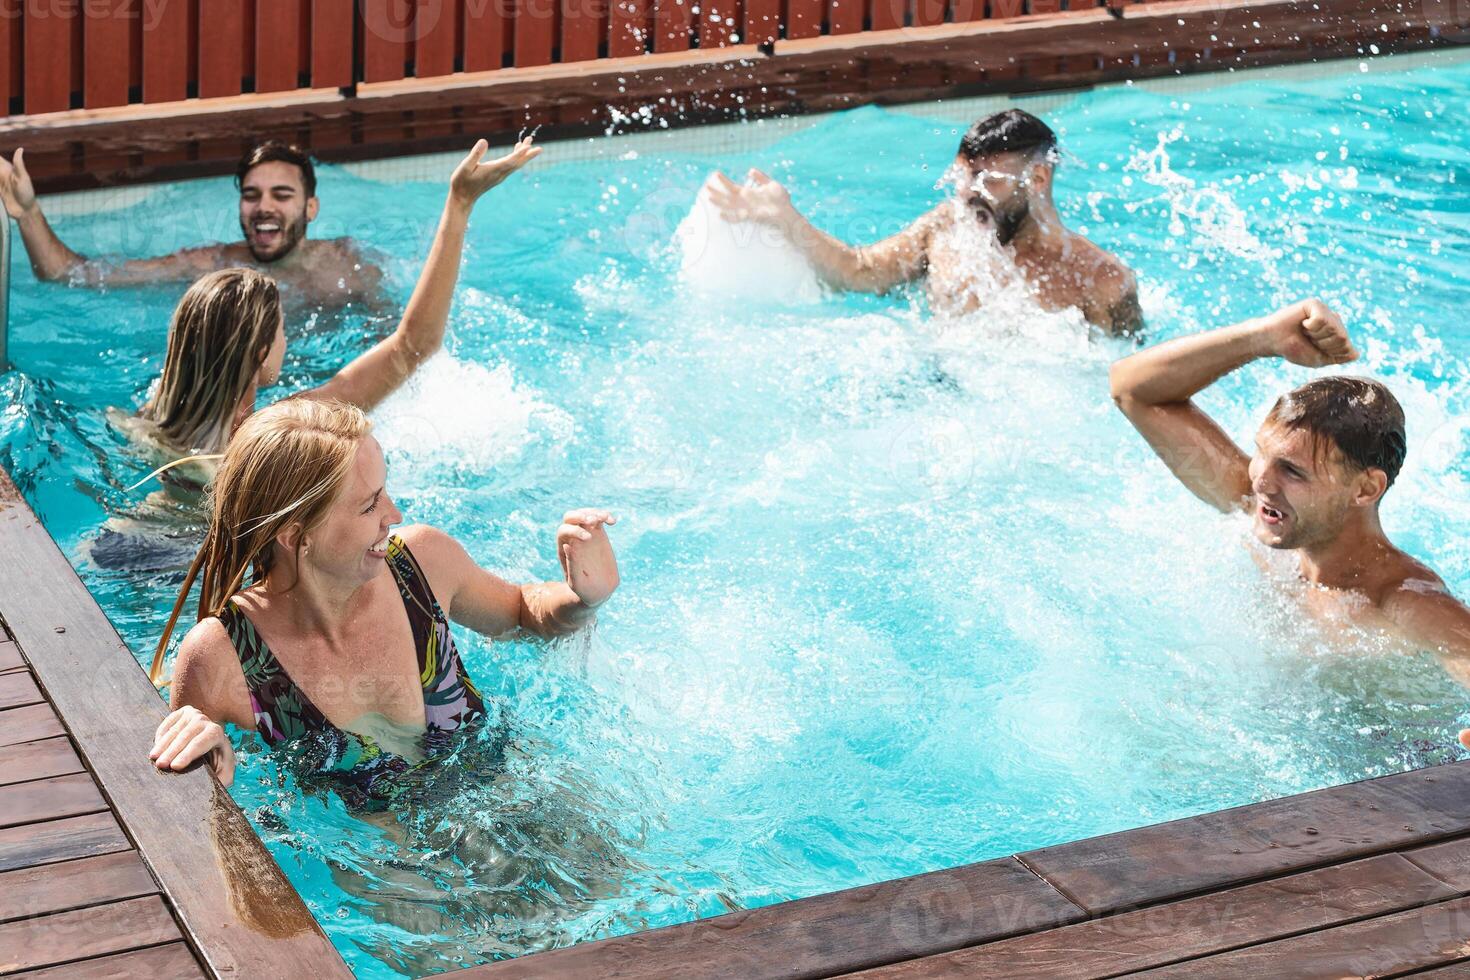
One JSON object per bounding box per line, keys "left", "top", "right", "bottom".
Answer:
{"left": 450, "top": 137, "right": 542, "bottom": 206}
{"left": 557, "top": 509, "right": 620, "bottom": 609}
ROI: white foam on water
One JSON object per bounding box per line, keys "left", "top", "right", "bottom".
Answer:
{"left": 675, "top": 177, "right": 824, "bottom": 304}
{"left": 372, "top": 352, "right": 573, "bottom": 479}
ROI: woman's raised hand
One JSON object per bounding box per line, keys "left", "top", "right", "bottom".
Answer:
{"left": 449, "top": 137, "right": 542, "bottom": 206}
{"left": 557, "top": 509, "right": 620, "bottom": 609}
{"left": 149, "top": 705, "right": 237, "bottom": 787}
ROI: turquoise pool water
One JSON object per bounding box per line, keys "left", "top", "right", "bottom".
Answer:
{"left": 4, "top": 49, "right": 1470, "bottom": 976}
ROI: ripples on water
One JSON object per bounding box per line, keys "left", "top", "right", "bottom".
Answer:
{"left": 2, "top": 51, "right": 1469, "bottom": 977}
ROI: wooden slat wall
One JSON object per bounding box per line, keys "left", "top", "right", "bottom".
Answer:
{"left": 199, "top": 0, "right": 246, "bottom": 97}
{"left": 257, "top": 0, "right": 305, "bottom": 91}
{"left": 311, "top": 0, "right": 355, "bottom": 87}
{"left": 83, "top": 0, "right": 131, "bottom": 108}
{"left": 2, "top": 0, "right": 1130, "bottom": 114}
{"left": 361, "top": 0, "right": 412, "bottom": 81}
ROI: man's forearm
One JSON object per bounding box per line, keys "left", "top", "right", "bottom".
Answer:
{"left": 15, "top": 208, "right": 86, "bottom": 280}
{"left": 772, "top": 209, "right": 874, "bottom": 292}
{"left": 1110, "top": 318, "right": 1269, "bottom": 406}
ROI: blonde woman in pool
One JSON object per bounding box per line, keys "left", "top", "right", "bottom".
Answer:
{"left": 147, "top": 397, "right": 620, "bottom": 792}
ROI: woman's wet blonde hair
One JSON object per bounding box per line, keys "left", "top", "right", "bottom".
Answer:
{"left": 151, "top": 398, "right": 371, "bottom": 684}
{"left": 139, "top": 268, "right": 282, "bottom": 454}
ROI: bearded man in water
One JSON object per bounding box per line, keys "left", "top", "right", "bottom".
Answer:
{"left": 1110, "top": 298, "right": 1470, "bottom": 741}
{"left": 0, "top": 141, "right": 384, "bottom": 309}
{"left": 707, "top": 109, "right": 1142, "bottom": 335}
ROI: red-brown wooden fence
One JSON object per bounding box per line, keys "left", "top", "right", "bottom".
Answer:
{"left": 0, "top": 0, "right": 1127, "bottom": 118}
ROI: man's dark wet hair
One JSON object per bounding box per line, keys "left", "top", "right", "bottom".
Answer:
{"left": 1265, "top": 376, "right": 1408, "bottom": 490}
{"left": 958, "top": 110, "right": 1058, "bottom": 163}
{"left": 236, "top": 141, "right": 317, "bottom": 198}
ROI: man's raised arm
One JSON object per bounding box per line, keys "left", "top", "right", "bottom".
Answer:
{"left": 706, "top": 169, "right": 929, "bottom": 294}
{"left": 1, "top": 148, "right": 222, "bottom": 284}
{"left": 1108, "top": 299, "right": 1357, "bottom": 512}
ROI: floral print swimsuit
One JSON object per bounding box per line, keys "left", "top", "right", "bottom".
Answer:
{"left": 220, "top": 535, "right": 486, "bottom": 808}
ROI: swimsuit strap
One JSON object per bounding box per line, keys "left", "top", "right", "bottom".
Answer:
{"left": 220, "top": 601, "right": 333, "bottom": 747}
{"left": 384, "top": 535, "right": 486, "bottom": 731}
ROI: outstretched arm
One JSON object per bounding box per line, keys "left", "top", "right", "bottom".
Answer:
{"left": 399, "top": 514, "right": 620, "bottom": 640}
{"left": 306, "top": 138, "right": 540, "bottom": 411}
{"left": 1108, "top": 299, "right": 1358, "bottom": 512}
{"left": 707, "top": 169, "right": 930, "bottom": 294}
{"left": 1, "top": 148, "right": 226, "bottom": 284}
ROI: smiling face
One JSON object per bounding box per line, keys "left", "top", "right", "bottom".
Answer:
{"left": 1249, "top": 423, "right": 1375, "bottom": 550}
{"left": 298, "top": 436, "right": 403, "bottom": 587}
{"left": 238, "top": 161, "right": 317, "bottom": 263}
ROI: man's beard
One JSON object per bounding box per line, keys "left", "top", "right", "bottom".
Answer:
{"left": 241, "top": 212, "right": 308, "bottom": 263}
{"left": 989, "top": 199, "right": 1029, "bottom": 246}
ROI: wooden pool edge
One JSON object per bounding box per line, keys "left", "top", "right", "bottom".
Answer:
{"left": 0, "top": 465, "right": 352, "bottom": 979}
{"left": 3, "top": 0, "right": 1468, "bottom": 194}
{"left": 4, "top": 452, "right": 1470, "bottom": 978}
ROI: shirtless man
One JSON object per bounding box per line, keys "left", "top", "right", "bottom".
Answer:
{"left": 0, "top": 141, "right": 384, "bottom": 309}
{"left": 1110, "top": 299, "right": 1470, "bottom": 702}
{"left": 708, "top": 109, "right": 1142, "bottom": 335}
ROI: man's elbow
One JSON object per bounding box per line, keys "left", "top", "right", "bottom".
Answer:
{"left": 1108, "top": 362, "right": 1136, "bottom": 413}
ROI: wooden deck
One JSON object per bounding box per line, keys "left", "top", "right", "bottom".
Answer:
{"left": 0, "top": 467, "right": 351, "bottom": 979}
{"left": 465, "top": 762, "right": 1470, "bottom": 978}
{"left": 0, "top": 631, "right": 209, "bottom": 977}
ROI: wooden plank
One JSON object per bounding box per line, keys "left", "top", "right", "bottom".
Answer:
{"left": 83, "top": 0, "right": 133, "bottom": 108}
{"left": 0, "top": 895, "right": 180, "bottom": 973}
{"left": 989, "top": 0, "right": 1023, "bottom": 16}
{"left": 827, "top": 0, "right": 861, "bottom": 35}
{"left": 1128, "top": 894, "right": 1470, "bottom": 978}
{"left": 10, "top": 943, "right": 205, "bottom": 980}
{"left": 608, "top": 0, "right": 650, "bottom": 55}
{"left": 513, "top": 0, "right": 556, "bottom": 66}
{"left": 462, "top": 0, "right": 510, "bottom": 71}
{"left": 24, "top": 0, "right": 78, "bottom": 113}
{"left": 0, "top": 671, "right": 43, "bottom": 709}
{"left": 256, "top": 0, "right": 305, "bottom": 92}
{"left": 0, "top": 640, "right": 23, "bottom": 673}
{"left": 0, "top": 703, "right": 64, "bottom": 747}
{"left": 869, "top": 0, "right": 903, "bottom": 33}
{"left": 784, "top": 0, "right": 824, "bottom": 39}
{"left": 950, "top": 0, "right": 983, "bottom": 22}
{"left": 310, "top": 0, "right": 355, "bottom": 88}
{"left": 0, "top": 811, "right": 130, "bottom": 872}
{"left": 913, "top": 0, "right": 946, "bottom": 27}
{"left": 0, "top": 851, "right": 157, "bottom": 924}
{"left": 742, "top": 0, "right": 776, "bottom": 44}
{"left": 0, "top": 772, "right": 108, "bottom": 828}
{"left": 0, "top": 0, "right": 18, "bottom": 112}
{"left": 1406, "top": 965, "right": 1470, "bottom": 979}
{"left": 199, "top": 0, "right": 246, "bottom": 97}
{"left": 1407, "top": 835, "right": 1470, "bottom": 891}
{"left": 464, "top": 857, "right": 1083, "bottom": 979}
{"left": 141, "top": 0, "right": 190, "bottom": 103}
{"left": 362, "top": 0, "right": 413, "bottom": 80}
{"left": 653, "top": 0, "right": 692, "bottom": 50}
{"left": 562, "top": 0, "right": 606, "bottom": 62}
{"left": 847, "top": 854, "right": 1458, "bottom": 979}
{"left": 1019, "top": 762, "right": 1470, "bottom": 916}
{"left": 415, "top": 0, "right": 461, "bottom": 78}
{"left": 0, "top": 467, "right": 352, "bottom": 976}
{"left": 0, "top": 736, "right": 84, "bottom": 786}
{"left": 699, "top": 0, "right": 738, "bottom": 46}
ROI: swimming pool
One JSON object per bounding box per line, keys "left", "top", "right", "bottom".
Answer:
{"left": 4, "top": 48, "right": 1469, "bottom": 977}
